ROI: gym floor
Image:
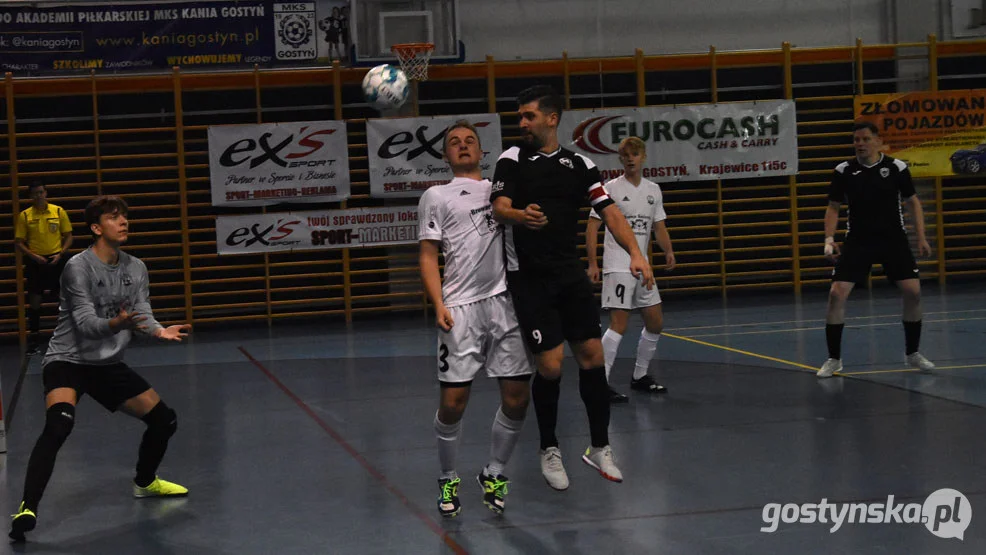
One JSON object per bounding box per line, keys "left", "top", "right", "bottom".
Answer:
{"left": 2, "top": 282, "right": 985, "bottom": 554}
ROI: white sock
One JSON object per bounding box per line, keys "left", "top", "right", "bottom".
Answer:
{"left": 634, "top": 329, "right": 661, "bottom": 380}
{"left": 601, "top": 328, "right": 623, "bottom": 381}
{"left": 434, "top": 411, "right": 461, "bottom": 480}
{"left": 486, "top": 407, "right": 525, "bottom": 477}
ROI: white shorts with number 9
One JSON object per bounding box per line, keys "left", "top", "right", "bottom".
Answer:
{"left": 437, "top": 292, "right": 534, "bottom": 383}
{"left": 602, "top": 272, "right": 662, "bottom": 310}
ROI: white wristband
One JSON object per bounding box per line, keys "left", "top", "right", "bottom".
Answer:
{"left": 823, "top": 236, "right": 835, "bottom": 256}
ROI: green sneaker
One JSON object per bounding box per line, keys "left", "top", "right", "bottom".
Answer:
{"left": 477, "top": 471, "right": 509, "bottom": 515}
{"left": 9, "top": 502, "right": 37, "bottom": 542}
{"left": 437, "top": 477, "right": 461, "bottom": 517}
{"left": 133, "top": 476, "right": 188, "bottom": 498}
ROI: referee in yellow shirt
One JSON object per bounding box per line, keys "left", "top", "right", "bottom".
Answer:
{"left": 15, "top": 182, "right": 73, "bottom": 354}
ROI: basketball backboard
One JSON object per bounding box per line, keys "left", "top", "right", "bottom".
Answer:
{"left": 349, "top": 0, "right": 464, "bottom": 65}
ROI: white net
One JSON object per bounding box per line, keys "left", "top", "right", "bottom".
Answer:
{"left": 392, "top": 43, "right": 435, "bottom": 81}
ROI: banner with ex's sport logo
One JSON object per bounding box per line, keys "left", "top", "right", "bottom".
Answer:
{"left": 366, "top": 114, "right": 503, "bottom": 198}
{"left": 216, "top": 206, "right": 419, "bottom": 254}
{"left": 208, "top": 120, "right": 350, "bottom": 206}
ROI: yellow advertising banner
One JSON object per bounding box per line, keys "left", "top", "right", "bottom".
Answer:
{"left": 854, "top": 90, "right": 986, "bottom": 177}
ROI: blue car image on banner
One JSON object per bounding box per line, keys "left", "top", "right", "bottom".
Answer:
{"left": 0, "top": 1, "right": 274, "bottom": 72}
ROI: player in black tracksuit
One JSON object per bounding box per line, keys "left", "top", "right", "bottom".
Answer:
{"left": 491, "top": 85, "right": 654, "bottom": 489}
{"left": 817, "top": 121, "right": 935, "bottom": 378}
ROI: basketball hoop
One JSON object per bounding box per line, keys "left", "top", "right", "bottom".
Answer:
{"left": 392, "top": 42, "right": 435, "bottom": 81}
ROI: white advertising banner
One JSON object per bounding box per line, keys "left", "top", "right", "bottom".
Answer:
{"left": 559, "top": 100, "right": 798, "bottom": 182}
{"left": 366, "top": 113, "right": 503, "bottom": 198}
{"left": 216, "top": 206, "right": 419, "bottom": 254}
{"left": 208, "top": 120, "right": 350, "bottom": 206}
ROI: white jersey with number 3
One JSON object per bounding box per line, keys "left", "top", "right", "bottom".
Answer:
{"left": 590, "top": 176, "right": 667, "bottom": 274}
{"left": 417, "top": 177, "right": 506, "bottom": 307}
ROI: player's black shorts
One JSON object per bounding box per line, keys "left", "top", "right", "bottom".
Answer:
{"left": 506, "top": 267, "right": 602, "bottom": 353}
{"left": 832, "top": 235, "right": 919, "bottom": 284}
{"left": 43, "top": 360, "right": 152, "bottom": 412}
{"left": 25, "top": 255, "right": 65, "bottom": 296}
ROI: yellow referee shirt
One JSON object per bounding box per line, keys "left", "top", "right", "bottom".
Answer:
{"left": 15, "top": 204, "right": 72, "bottom": 256}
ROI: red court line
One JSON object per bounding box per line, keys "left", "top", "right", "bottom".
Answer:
{"left": 237, "top": 346, "right": 468, "bottom": 555}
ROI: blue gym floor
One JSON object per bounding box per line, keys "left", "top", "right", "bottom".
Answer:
{"left": 1, "top": 282, "right": 985, "bottom": 554}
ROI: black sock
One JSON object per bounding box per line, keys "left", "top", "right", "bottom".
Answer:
{"left": 904, "top": 320, "right": 922, "bottom": 355}
{"left": 135, "top": 402, "right": 178, "bottom": 487}
{"left": 826, "top": 323, "right": 845, "bottom": 359}
{"left": 28, "top": 308, "right": 40, "bottom": 338}
{"left": 579, "top": 367, "right": 610, "bottom": 448}
{"left": 22, "top": 403, "right": 75, "bottom": 512}
{"left": 531, "top": 372, "right": 560, "bottom": 450}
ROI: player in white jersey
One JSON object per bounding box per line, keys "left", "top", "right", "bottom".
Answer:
{"left": 418, "top": 120, "right": 533, "bottom": 517}
{"left": 586, "top": 137, "right": 676, "bottom": 402}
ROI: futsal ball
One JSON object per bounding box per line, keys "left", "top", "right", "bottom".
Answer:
{"left": 362, "top": 64, "right": 409, "bottom": 111}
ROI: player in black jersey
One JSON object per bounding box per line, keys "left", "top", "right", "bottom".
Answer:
{"left": 817, "top": 121, "right": 935, "bottom": 378}
{"left": 491, "top": 85, "right": 654, "bottom": 489}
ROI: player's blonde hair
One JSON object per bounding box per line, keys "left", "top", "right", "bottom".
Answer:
{"left": 618, "top": 136, "right": 646, "bottom": 159}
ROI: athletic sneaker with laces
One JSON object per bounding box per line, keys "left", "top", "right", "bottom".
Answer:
{"left": 539, "top": 447, "right": 569, "bottom": 490}
{"left": 9, "top": 502, "right": 37, "bottom": 542}
{"left": 133, "top": 476, "right": 188, "bottom": 498}
{"left": 630, "top": 375, "right": 667, "bottom": 393}
{"left": 437, "top": 477, "right": 461, "bottom": 517}
{"left": 906, "top": 352, "right": 935, "bottom": 372}
{"left": 582, "top": 445, "right": 623, "bottom": 482}
{"left": 477, "top": 472, "right": 509, "bottom": 515}
{"left": 817, "top": 358, "right": 843, "bottom": 378}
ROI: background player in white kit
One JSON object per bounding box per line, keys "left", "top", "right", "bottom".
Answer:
{"left": 418, "top": 120, "right": 533, "bottom": 517}
{"left": 586, "top": 137, "right": 675, "bottom": 402}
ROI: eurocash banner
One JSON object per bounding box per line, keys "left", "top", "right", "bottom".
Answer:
{"left": 367, "top": 114, "right": 503, "bottom": 198}
{"left": 560, "top": 100, "right": 798, "bottom": 182}
{"left": 0, "top": 1, "right": 325, "bottom": 72}
{"left": 208, "top": 120, "right": 350, "bottom": 207}
{"left": 216, "top": 206, "right": 419, "bottom": 254}
{"left": 855, "top": 91, "right": 986, "bottom": 177}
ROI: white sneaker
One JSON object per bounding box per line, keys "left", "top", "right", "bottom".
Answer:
{"left": 582, "top": 445, "right": 623, "bottom": 483}
{"left": 539, "top": 447, "right": 569, "bottom": 491}
{"left": 817, "top": 358, "right": 843, "bottom": 378}
{"left": 906, "top": 352, "right": 935, "bottom": 372}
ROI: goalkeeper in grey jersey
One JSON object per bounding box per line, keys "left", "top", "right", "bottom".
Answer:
{"left": 10, "top": 196, "right": 192, "bottom": 543}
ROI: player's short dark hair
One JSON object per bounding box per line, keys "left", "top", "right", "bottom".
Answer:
{"left": 443, "top": 119, "right": 481, "bottom": 155}
{"left": 517, "top": 85, "right": 564, "bottom": 119}
{"left": 85, "top": 196, "right": 128, "bottom": 236}
{"left": 853, "top": 121, "right": 879, "bottom": 135}
{"left": 26, "top": 181, "right": 45, "bottom": 193}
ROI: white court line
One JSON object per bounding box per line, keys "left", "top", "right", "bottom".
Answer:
{"left": 841, "top": 363, "right": 986, "bottom": 376}
{"left": 677, "top": 316, "right": 986, "bottom": 338}
{"left": 666, "top": 308, "right": 986, "bottom": 333}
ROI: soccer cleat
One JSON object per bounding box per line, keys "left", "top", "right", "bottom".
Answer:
{"left": 582, "top": 445, "right": 623, "bottom": 482}
{"left": 133, "top": 476, "right": 188, "bottom": 498}
{"left": 608, "top": 386, "right": 629, "bottom": 403}
{"left": 817, "top": 358, "right": 843, "bottom": 378}
{"left": 477, "top": 472, "right": 509, "bottom": 515}
{"left": 437, "top": 477, "right": 461, "bottom": 518}
{"left": 906, "top": 352, "right": 935, "bottom": 372}
{"left": 9, "top": 502, "right": 36, "bottom": 542}
{"left": 630, "top": 375, "right": 667, "bottom": 394}
{"left": 539, "top": 447, "right": 570, "bottom": 491}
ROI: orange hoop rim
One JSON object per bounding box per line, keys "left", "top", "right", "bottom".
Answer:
{"left": 391, "top": 42, "right": 435, "bottom": 55}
